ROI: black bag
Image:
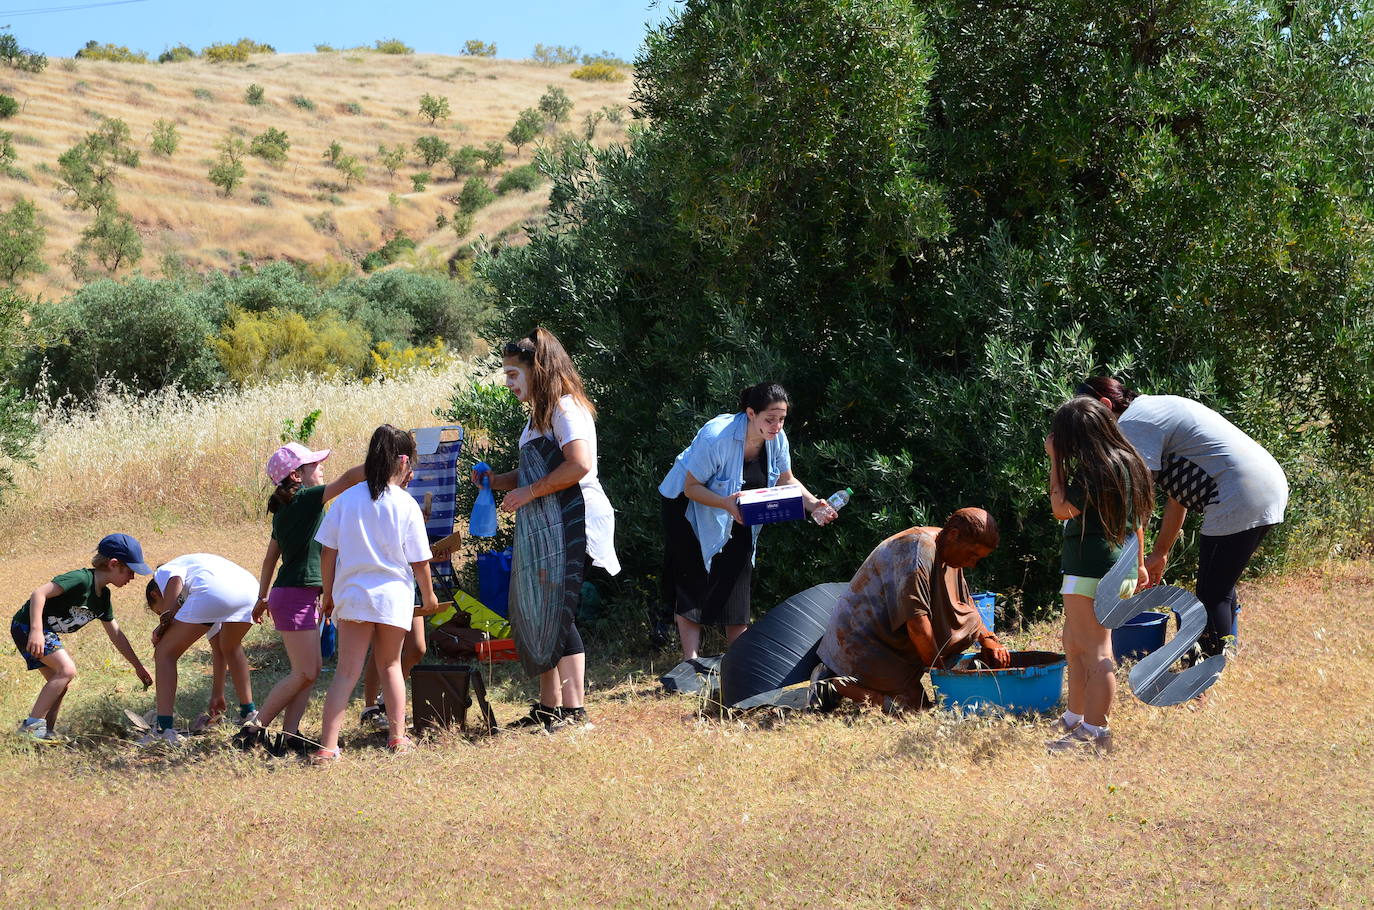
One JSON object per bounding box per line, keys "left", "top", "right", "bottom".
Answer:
{"left": 411, "top": 664, "right": 497, "bottom": 735}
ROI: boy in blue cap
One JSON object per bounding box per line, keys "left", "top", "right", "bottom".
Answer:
{"left": 11, "top": 533, "right": 153, "bottom": 741}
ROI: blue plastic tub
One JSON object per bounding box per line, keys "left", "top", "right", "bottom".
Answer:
{"left": 1112, "top": 611, "right": 1169, "bottom": 664}
{"left": 930, "top": 650, "right": 1066, "bottom": 715}
{"left": 971, "top": 591, "right": 996, "bottom": 634}
{"left": 476, "top": 547, "right": 512, "bottom": 619}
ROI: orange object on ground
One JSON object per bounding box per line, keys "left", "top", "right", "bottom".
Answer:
{"left": 475, "top": 638, "right": 518, "bottom": 662}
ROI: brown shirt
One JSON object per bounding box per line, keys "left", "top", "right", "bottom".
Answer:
{"left": 817, "top": 527, "right": 986, "bottom": 694}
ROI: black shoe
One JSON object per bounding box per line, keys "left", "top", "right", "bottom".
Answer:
{"left": 263, "top": 732, "right": 289, "bottom": 758}
{"left": 281, "top": 731, "right": 312, "bottom": 755}
{"left": 232, "top": 723, "right": 266, "bottom": 751}
{"left": 506, "top": 703, "right": 561, "bottom": 733}
{"left": 558, "top": 706, "right": 591, "bottom": 729}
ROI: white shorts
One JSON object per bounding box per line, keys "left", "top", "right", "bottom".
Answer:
{"left": 177, "top": 591, "right": 255, "bottom": 625}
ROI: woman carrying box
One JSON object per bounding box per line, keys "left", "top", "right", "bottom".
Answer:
{"left": 658, "top": 382, "right": 837, "bottom": 662}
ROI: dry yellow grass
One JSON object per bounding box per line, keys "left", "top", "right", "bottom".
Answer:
{"left": 0, "top": 362, "right": 472, "bottom": 546}
{"left": 0, "top": 511, "right": 1370, "bottom": 907}
{"left": 0, "top": 52, "right": 633, "bottom": 298}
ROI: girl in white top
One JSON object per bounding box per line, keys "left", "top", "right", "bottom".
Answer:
{"left": 313, "top": 425, "right": 438, "bottom": 759}
{"left": 474, "top": 327, "right": 618, "bottom": 731}
{"left": 145, "top": 553, "right": 260, "bottom": 744}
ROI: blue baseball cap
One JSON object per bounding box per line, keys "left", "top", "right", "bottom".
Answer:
{"left": 97, "top": 533, "right": 151, "bottom": 574}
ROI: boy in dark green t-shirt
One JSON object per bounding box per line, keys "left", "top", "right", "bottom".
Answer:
{"left": 11, "top": 534, "right": 153, "bottom": 741}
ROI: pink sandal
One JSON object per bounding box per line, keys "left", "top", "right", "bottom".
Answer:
{"left": 310, "top": 747, "right": 341, "bottom": 765}
{"left": 387, "top": 736, "right": 415, "bottom": 754}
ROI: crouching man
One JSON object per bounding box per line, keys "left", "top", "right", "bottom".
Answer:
{"left": 816, "top": 508, "right": 1010, "bottom": 712}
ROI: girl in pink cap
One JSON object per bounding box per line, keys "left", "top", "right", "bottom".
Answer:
{"left": 233, "top": 442, "right": 363, "bottom": 754}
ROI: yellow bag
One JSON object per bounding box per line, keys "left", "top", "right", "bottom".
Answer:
{"left": 429, "top": 590, "right": 512, "bottom": 640}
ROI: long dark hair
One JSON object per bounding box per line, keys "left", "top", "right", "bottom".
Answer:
{"left": 365, "top": 424, "right": 416, "bottom": 500}
{"left": 267, "top": 477, "right": 301, "bottom": 514}
{"left": 1075, "top": 376, "right": 1139, "bottom": 416}
{"left": 738, "top": 381, "right": 789, "bottom": 414}
{"left": 1051, "top": 397, "right": 1154, "bottom": 545}
{"left": 502, "top": 326, "right": 595, "bottom": 434}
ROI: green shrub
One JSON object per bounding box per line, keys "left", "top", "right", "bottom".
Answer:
{"left": 419, "top": 93, "right": 450, "bottom": 124}
{"left": 0, "top": 197, "right": 46, "bottom": 282}
{"left": 323, "top": 140, "right": 342, "bottom": 164}
{"left": 360, "top": 232, "right": 416, "bottom": 272}
{"left": 571, "top": 62, "right": 625, "bottom": 82}
{"left": 56, "top": 118, "right": 140, "bottom": 214}
{"left": 479, "top": 141, "right": 504, "bottom": 171}
{"left": 150, "top": 119, "right": 179, "bottom": 156}
{"left": 410, "top": 172, "right": 431, "bottom": 193}
{"left": 0, "top": 95, "right": 18, "bottom": 119}
{"left": 21, "top": 277, "right": 225, "bottom": 399}
{"left": 213, "top": 307, "right": 371, "bottom": 384}
{"left": 335, "top": 154, "right": 364, "bottom": 188}
{"left": 461, "top": 40, "right": 497, "bottom": 58}
{"left": 413, "top": 134, "right": 450, "bottom": 167}
{"left": 340, "top": 101, "right": 363, "bottom": 115}
{"left": 580, "top": 50, "right": 628, "bottom": 66}
{"left": 377, "top": 142, "right": 405, "bottom": 177}
{"left": 506, "top": 108, "right": 543, "bottom": 155}
{"left": 193, "top": 87, "right": 213, "bottom": 101}
{"left": 495, "top": 164, "right": 543, "bottom": 195}
{"left": 77, "top": 207, "right": 142, "bottom": 273}
{"left": 158, "top": 44, "right": 196, "bottom": 63}
{"left": 202, "top": 38, "right": 275, "bottom": 63}
{"left": 374, "top": 38, "right": 414, "bottom": 55}
{"left": 73, "top": 41, "right": 148, "bottom": 63}
{"left": 538, "top": 86, "right": 573, "bottom": 124}
{"left": 208, "top": 136, "right": 246, "bottom": 196}
{"left": 446, "top": 145, "right": 482, "bottom": 179}
{"left": 342, "top": 268, "right": 489, "bottom": 351}
{"left": 530, "top": 43, "right": 579, "bottom": 66}
{"left": 458, "top": 175, "right": 495, "bottom": 213}
{"left": 251, "top": 191, "right": 272, "bottom": 207}
{"left": 314, "top": 44, "right": 336, "bottom": 54}
{"left": 245, "top": 83, "right": 265, "bottom": 105}
{"left": 0, "top": 33, "right": 46, "bottom": 72}
{"left": 290, "top": 94, "right": 316, "bottom": 111}
{"left": 249, "top": 127, "right": 290, "bottom": 163}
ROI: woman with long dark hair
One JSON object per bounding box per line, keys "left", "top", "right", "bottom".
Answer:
{"left": 1045, "top": 397, "right": 1153, "bottom": 753}
{"left": 473, "top": 327, "right": 618, "bottom": 732}
{"left": 1076, "top": 377, "right": 1288, "bottom": 662}
{"left": 658, "top": 381, "right": 837, "bottom": 663}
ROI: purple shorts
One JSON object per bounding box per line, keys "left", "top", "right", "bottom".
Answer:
{"left": 268, "top": 586, "right": 322, "bottom": 632}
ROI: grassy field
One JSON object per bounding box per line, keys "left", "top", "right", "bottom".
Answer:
{"left": 0, "top": 375, "right": 1370, "bottom": 907}
{"left": 0, "top": 51, "right": 632, "bottom": 298}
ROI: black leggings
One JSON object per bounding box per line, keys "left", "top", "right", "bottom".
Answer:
{"left": 1194, "top": 524, "right": 1275, "bottom": 657}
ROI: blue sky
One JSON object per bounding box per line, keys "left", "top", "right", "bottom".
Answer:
{"left": 1, "top": 0, "right": 682, "bottom": 60}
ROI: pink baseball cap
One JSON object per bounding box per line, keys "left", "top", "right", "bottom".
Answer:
{"left": 267, "top": 442, "right": 331, "bottom": 485}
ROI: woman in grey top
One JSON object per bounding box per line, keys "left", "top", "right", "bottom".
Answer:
{"left": 1077, "top": 377, "right": 1288, "bottom": 659}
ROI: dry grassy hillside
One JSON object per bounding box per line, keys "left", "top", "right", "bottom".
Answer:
{"left": 0, "top": 51, "right": 633, "bottom": 298}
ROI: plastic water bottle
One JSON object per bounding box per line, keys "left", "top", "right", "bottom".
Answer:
{"left": 469, "top": 461, "right": 498, "bottom": 537}
{"left": 812, "top": 488, "right": 853, "bottom": 525}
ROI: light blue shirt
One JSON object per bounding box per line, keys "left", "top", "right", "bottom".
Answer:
{"left": 658, "top": 412, "right": 792, "bottom": 571}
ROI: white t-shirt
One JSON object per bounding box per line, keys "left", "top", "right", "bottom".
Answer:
{"left": 519, "top": 395, "right": 620, "bottom": 576}
{"left": 155, "top": 554, "right": 258, "bottom": 624}
{"left": 314, "top": 481, "right": 432, "bottom": 629}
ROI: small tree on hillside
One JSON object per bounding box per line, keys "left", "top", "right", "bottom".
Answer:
{"left": 461, "top": 40, "right": 497, "bottom": 57}
{"left": 80, "top": 207, "right": 142, "bottom": 273}
{"left": 245, "top": 83, "right": 266, "bottom": 106}
{"left": 410, "top": 172, "right": 431, "bottom": 193}
{"left": 0, "top": 94, "right": 18, "bottom": 120}
{"left": 56, "top": 119, "right": 140, "bottom": 214}
{"left": 537, "top": 85, "right": 573, "bottom": 126}
{"left": 446, "top": 145, "right": 482, "bottom": 179}
{"left": 323, "top": 140, "right": 343, "bottom": 165}
{"left": 419, "top": 93, "right": 451, "bottom": 125}
{"left": 377, "top": 143, "right": 406, "bottom": 178}
{"left": 250, "top": 127, "right": 291, "bottom": 163}
{"left": 458, "top": 176, "right": 495, "bottom": 214}
{"left": 506, "top": 109, "right": 543, "bottom": 156}
{"left": 0, "top": 197, "right": 46, "bottom": 283}
{"left": 479, "top": 141, "right": 505, "bottom": 171}
{"left": 209, "top": 135, "right": 247, "bottom": 196}
{"left": 150, "top": 118, "right": 179, "bottom": 156}
{"left": 414, "top": 135, "right": 451, "bottom": 167}
{"left": 336, "top": 154, "right": 364, "bottom": 189}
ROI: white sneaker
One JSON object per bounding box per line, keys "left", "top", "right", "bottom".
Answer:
{"left": 137, "top": 727, "right": 184, "bottom": 747}
{"left": 1047, "top": 724, "right": 1112, "bottom": 755}
{"left": 16, "top": 718, "right": 50, "bottom": 741}
{"left": 239, "top": 710, "right": 259, "bottom": 727}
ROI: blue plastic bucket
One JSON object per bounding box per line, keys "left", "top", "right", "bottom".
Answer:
{"left": 930, "top": 650, "right": 1066, "bottom": 715}
{"left": 971, "top": 591, "right": 996, "bottom": 634}
{"left": 1111, "top": 611, "right": 1169, "bottom": 664}
{"left": 476, "top": 547, "right": 512, "bottom": 618}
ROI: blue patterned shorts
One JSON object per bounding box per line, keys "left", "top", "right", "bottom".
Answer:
{"left": 10, "top": 621, "right": 63, "bottom": 671}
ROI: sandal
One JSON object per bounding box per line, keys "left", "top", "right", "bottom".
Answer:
{"left": 310, "top": 746, "right": 341, "bottom": 765}
{"left": 387, "top": 736, "right": 415, "bottom": 754}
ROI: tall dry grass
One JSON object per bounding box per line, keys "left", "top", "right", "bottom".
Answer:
{"left": 0, "top": 364, "right": 469, "bottom": 547}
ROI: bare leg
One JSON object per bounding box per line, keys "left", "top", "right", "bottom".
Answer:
{"left": 724, "top": 624, "right": 748, "bottom": 647}
{"left": 1062, "top": 610, "right": 1085, "bottom": 717}
{"left": 154, "top": 621, "right": 209, "bottom": 719}
{"left": 675, "top": 615, "right": 702, "bottom": 662}
{"left": 362, "top": 644, "right": 379, "bottom": 706}
{"left": 215, "top": 623, "right": 255, "bottom": 708}
{"left": 318, "top": 621, "right": 375, "bottom": 752}
{"left": 538, "top": 667, "right": 563, "bottom": 708}
{"left": 30, "top": 650, "right": 77, "bottom": 729}
{"left": 557, "top": 652, "right": 585, "bottom": 709}
{"left": 400, "top": 616, "right": 426, "bottom": 676}
{"left": 1064, "top": 593, "right": 1115, "bottom": 726}
{"left": 370, "top": 624, "right": 410, "bottom": 741}
{"left": 255, "top": 629, "right": 322, "bottom": 729}
{"left": 207, "top": 634, "right": 228, "bottom": 719}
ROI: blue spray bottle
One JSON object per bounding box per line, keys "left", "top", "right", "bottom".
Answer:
{"left": 469, "top": 460, "right": 498, "bottom": 537}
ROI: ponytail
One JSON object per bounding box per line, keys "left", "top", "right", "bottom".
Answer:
{"left": 1075, "top": 376, "right": 1139, "bottom": 416}
{"left": 364, "top": 424, "right": 416, "bottom": 500}
{"left": 738, "top": 381, "right": 790, "bottom": 414}
{"left": 267, "top": 477, "right": 302, "bottom": 514}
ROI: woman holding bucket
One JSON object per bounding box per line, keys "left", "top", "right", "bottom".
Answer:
{"left": 1045, "top": 397, "right": 1152, "bottom": 754}
{"left": 472, "top": 327, "right": 618, "bottom": 733}
{"left": 1076, "top": 377, "right": 1288, "bottom": 661}
{"left": 658, "top": 382, "right": 837, "bottom": 664}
